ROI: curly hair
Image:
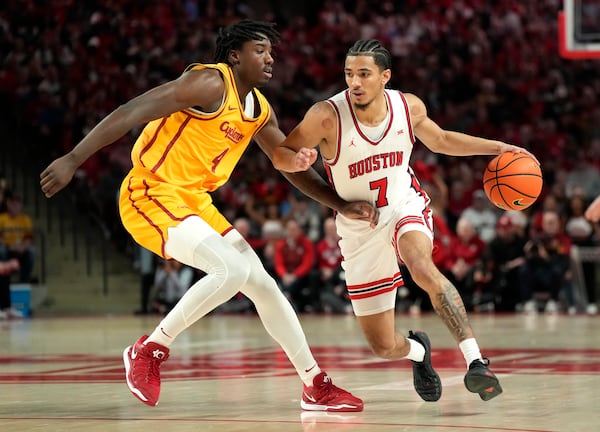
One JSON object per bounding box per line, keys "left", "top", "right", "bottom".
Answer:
{"left": 214, "top": 19, "right": 280, "bottom": 65}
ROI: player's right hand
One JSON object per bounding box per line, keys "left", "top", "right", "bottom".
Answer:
{"left": 40, "top": 154, "right": 78, "bottom": 198}
{"left": 294, "top": 147, "right": 318, "bottom": 171}
{"left": 339, "top": 201, "right": 380, "bottom": 229}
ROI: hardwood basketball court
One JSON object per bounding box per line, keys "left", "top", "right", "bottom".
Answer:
{"left": 1, "top": 312, "right": 598, "bottom": 432}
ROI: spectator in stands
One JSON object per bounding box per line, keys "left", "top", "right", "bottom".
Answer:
{"left": 565, "top": 194, "right": 597, "bottom": 315}
{"left": 472, "top": 214, "right": 526, "bottom": 312}
{"left": 134, "top": 246, "right": 157, "bottom": 316}
{"left": 529, "top": 193, "right": 565, "bottom": 237}
{"left": 565, "top": 151, "right": 600, "bottom": 202}
{"left": 313, "top": 217, "right": 351, "bottom": 314}
{"left": 286, "top": 194, "right": 324, "bottom": 242}
{"left": 520, "top": 210, "right": 573, "bottom": 314}
{"left": 0, "top": 173, "right": 8, "bottom": 213}
{"left": 244, "top": 193, "right": 285, "bottom": 253}
{"left": 274, "top": 219, "right": 316, "bottom": 312}
{"left": 233, "top": 217, "right": 267, "bottom": 258}
{"left": 151, "top": 259, "right": 194, "bottom": 315}
{"left": 0, "top": 248, "right": 22, "bottom": 319}
{"left": 0, "top": 194, "right": 35, "bottom": 283}
{"left": 445, "top": 164, "right": 478, "bottom": 231}
{"left": 443, "top": 217, "right": 487, "bottom": 310}
{"left": 460, "top": 189, "right": 499, "bottom": 243}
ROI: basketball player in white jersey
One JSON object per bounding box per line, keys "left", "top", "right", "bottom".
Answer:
{"left": 275, "top": 40, "right": 538, "bottom": 402}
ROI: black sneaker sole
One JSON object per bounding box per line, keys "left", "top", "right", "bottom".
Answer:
{"left": 464, "top": 371, "right": 503, "bottom": 401}
{"left": 408, "top": 331, "right": 442, "bottom": 402}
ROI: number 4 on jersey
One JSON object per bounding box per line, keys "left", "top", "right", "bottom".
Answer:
{"left": 211, "top": 149, "right": 229, "bottom": 173}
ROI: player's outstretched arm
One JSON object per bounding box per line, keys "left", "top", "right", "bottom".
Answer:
{"left": 40, "top": 69, "right": 223, "bottom": 198}
{"left": 405, "top": 93, "right": 539, "bottom": 163}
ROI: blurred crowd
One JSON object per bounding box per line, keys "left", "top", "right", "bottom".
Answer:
{"left": 1, "top": 0, "right": 599, "bottom": 315}
{"left": 0, "top": 173, "right": 35, "bottom": 319}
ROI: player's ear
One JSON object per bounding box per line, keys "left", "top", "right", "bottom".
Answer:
{"left": 229, "top": 49, "right": 241, "bottom": 66}
{"left": 382, "top": 69, "right": 391, "bottom": 86}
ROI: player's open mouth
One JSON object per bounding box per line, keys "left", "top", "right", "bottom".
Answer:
{"left": 264, "top": 70, "right": 272, "bottom": 79}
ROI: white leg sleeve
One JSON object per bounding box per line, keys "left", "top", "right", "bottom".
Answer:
{"left": 225, "top": 230, "right": 319, "bottom": 384}
{"left": 152, "top": 217, "right": 251, "bottom": 342}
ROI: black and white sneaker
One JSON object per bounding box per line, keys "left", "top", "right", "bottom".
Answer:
{"left": 464, "top": 358, "right": 503, "bottom": 401}
{"left": 407, "top": 330, "right": 442, "bottom": 401}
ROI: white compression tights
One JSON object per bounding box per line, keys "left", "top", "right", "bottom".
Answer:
{"left": 147, "top": 216, "right": 319, "bottom": 384}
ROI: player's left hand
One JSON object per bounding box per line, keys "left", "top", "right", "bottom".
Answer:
{"left": 500, "top": 144, "right": 539, "bottom": 165}
{"left": 294, "top": 148, "right": 318, "bottom": 171}
{"left": 339, "top": 201, "right": 380, "bottom": 229}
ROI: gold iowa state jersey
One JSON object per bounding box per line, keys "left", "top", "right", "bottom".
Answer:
{"left": 129, "top": 62, "right": 271, "bottom": 193}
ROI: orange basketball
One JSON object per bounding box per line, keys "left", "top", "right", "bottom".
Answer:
{"left": 483, "top": 152, "right": 542, "bottom": 211}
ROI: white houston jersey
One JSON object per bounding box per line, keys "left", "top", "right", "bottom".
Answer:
{"left": 323, "top": 89, "right": 430, "bottom": 237}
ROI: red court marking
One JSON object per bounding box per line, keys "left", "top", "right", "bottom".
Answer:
{"left": 1, "top": 347, "right": 599, "bottom": 383}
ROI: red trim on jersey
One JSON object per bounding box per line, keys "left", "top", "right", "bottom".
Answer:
{"left": 344, "top": 90, "right": 394, "bottom": 145}
{"left": 125, "top": 177, "right": 167, "bottom": 256}
{"left": 325, "top": 99, "right": 342, "bottom": 166}
{"left": 125, "top": 177, "right": 195, "bottom": 257}
{"left": 221, "top": 226, "right": 234, "bottom": 236}
{"left": 139, "top": 117, "right": 168, "bottom": 167}
{"left": 408, "top": 167, "right": 431, "bottom": 205}
{"left": 422, "top": 206, "right": 433, "bottom": 232}
{"left": 151, "top": 115, "right": 192, "bottom": 173}
{"left": 347, "top": 272, "right": 404, "bottom": 300}
{"left": 398, "top": 91, "right": 415, "bottom": 144}
{"left": 395, "top": 216, "right": 426, "bottom": 237}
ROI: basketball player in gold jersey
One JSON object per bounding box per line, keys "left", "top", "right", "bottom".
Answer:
{"left": 39, "top": 20, "right": 375, "bottom": 412}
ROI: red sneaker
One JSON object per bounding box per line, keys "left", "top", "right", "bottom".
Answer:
{"left": 301, "top": 372, "right": 363, "bottom": 412}
{"left": 123, "top": 335, "right": 170, "bottom": 406}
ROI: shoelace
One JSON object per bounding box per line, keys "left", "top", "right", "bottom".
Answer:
{"left": 312, "top": 381, "right": 346, "bottom": 403}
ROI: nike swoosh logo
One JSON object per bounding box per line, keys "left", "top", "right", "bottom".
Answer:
{"left": 305, "top": 364, "right": 317, "bottom": 373}
{"left": 131, "top": 347, "right": 138, "bottom": 360}
{"left": 228, "top": 106, "right": 236, "bottom": 111}
{"left": 513, "top": 199, "right": 528, "bottom": 207}
{"left": 303, "top": 392, "right": 317, "bottom": 403}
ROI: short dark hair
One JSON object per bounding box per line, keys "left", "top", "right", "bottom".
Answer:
{"left": 214, "top": 19, "right": 280, "bottom": 65}
{"left": 346, "top": 40, "right": 392, "bottom": 71}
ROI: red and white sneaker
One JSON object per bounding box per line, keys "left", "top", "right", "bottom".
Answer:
{"left": 123, "top": 335, "right": 170, "bottom": 406}
{"left": 301, "top": 372, "right": 363, "bottom": 412}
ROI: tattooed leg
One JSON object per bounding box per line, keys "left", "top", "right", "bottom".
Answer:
{"left": 396, "top": 231, "right": 475, "bottom": 342}
{"left": 432, "top": 281, "right": 474, "bottom": 342}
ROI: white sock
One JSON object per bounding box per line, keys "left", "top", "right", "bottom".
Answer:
{"left": 292, "top": 355, "right": 322, "bottom": 386}
{"left": 459, "top": 338, "right": 482, "bottom": 368}
{"left": 404, "top": 337, "right": 425, "bottom": 362}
